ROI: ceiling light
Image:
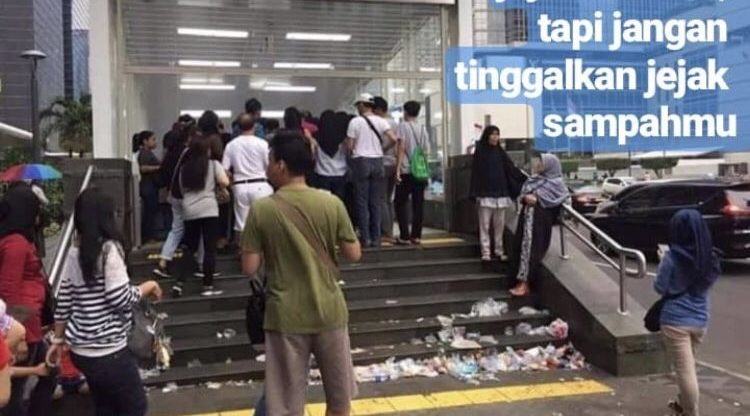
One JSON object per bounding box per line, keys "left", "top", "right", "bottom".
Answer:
{"left": 177, "top": 27, "right": 248, "bottom": 38}
{"left": 419, "top": 88, "right": 433, "bottom": 95}
{"left": 249, "top": 79, "right": 291, "bottom": 89}
{"left": 178, "top": 60, "right": 241, "bottom": 68}
{"left": 433, "top": 112, "right": 443, "bottom": 120}
{"left": 263, "top": 85, "right": 316, "bottom": 93}
{"left": 419, "top": 67, "right": 440, "bottom": 73}
{"left": 179, "top": 84, "right": 235, "bottom": 91}
{"left": 391, "top": 87, "right": 405, "bottom": 93}
{"left": 286, "top": 32, "right": 351, "bottom": 42}
{"left": 181, "top": 110, "right": 232, "bottom": 119}
{"left": 273, "top": 62, "right": 334, "bottom": 70}
{"left": 181, "top": 76, "right": 224, "bottom": 84}
{"left": 262, "top": 111, "right": 285, "bottom": 119}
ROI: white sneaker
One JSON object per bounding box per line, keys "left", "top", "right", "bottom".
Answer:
{"left": 194, "top": 271, "right": 222, "bottom": 278}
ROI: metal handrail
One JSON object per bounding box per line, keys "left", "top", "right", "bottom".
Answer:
{"left": 48, "top": 165, "right": 95, "bottom": 296}
{"left": 558, "top": 203, "right": 647, "bottom": 315}
{"left": 516, "top": 167, "right": 646, "bottom": 315}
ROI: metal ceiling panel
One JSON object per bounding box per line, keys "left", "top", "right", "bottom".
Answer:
{"left": 121, "top": 0, "right": 443, "bottom": 73}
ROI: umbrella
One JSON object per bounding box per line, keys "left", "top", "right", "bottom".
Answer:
{"left": 0, "top": 164, "right": 62, "bottom": 182}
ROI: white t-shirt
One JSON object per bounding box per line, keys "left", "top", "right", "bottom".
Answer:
{"left": 315, "top": 144, "right": 348, "bottom": 177}
{"left": 347, "top": 114, "right": 392, "bottom": 159}
{"left": 222, "top": 134, "right": 269, "bottom": 182}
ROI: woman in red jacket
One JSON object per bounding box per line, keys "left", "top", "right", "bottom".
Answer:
{"left": 0, "top": 183, "right": 55, "bottom": 415}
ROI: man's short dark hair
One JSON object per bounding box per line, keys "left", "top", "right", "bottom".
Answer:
{"left": 238, "top": 113, "right": 255, "bottom": 132}
{"left": 245, "top": 98, "right": 262, "bottom": 114}
{"left": 373, "top": 96, "right": 388, "bottom": 113}
{"left": 263, "top": 118, "right": 280, "bottom": 131}
{"left": 403, "top": 101, "right": 421, "bottom": 118}
{"left": 269, "top": 129, "right": 315, "bottom": 176}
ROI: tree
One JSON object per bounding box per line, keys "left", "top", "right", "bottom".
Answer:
{"left": 561, "top": 160, "right": 580, "bottom": 178}
{"left": 641, "top": 158, "right": 678, "bottom": 178}
{"left": 595, "top": 158, "right": 631, "bottom": 177}
{"left": 40, "top": 94, "right": 92, "bottom": 157}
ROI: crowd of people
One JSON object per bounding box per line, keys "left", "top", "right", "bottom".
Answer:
{"left": 0, "top": 92, "right": 720, "bottom": 416}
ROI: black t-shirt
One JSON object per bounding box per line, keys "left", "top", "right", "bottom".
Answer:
{"left": 138, "top": 148, "right": 160, "bottom": 187}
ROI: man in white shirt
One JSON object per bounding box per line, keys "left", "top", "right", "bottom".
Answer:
{"left": 346, "top": 94, "right": 399, "bottom": 247}
{"left": 222, "top": 113, "right": 273, "bottom": 235}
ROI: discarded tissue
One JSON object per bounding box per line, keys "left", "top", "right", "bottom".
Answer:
{"left": 469, "top": 298, "right": 509, "bottom": 317}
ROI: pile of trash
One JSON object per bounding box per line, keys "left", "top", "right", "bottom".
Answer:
{"left": 350, "top": 344, "right": 587, "bottom": 385}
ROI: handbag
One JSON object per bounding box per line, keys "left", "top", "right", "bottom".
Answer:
{"left": 244, "top": 277, "right": 266, "bottom": 345}
{"left": 127, "top": 300, "right": 164, "bottom": 361}
{"left": 644, "top": 289, "right": 690, "bottom": 332}
{"left": 243, "top": 195, "right": 343, "bottom": 343}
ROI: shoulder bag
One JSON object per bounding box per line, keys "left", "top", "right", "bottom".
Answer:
{"left": 644, "top": 286, "right": 692, "bottom": 332}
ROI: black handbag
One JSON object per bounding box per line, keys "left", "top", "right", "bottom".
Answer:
{"left": 245, "top": 277, "right": 266, "bottom": 345}
{"left": 644, "top": 289, "right": 689, "bottom": 332}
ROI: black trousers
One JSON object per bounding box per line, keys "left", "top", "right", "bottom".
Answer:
{"left": 394, "top": 174, "right": 428, "bottom": 240}
{"left": 140, "top": 183, "right": 159, "bottom": 242}
{"left": 71, "top": 348, "right": 147, "bottom": 416}
{"left": 181, "top": 216, "right": 219, "bottom": 286}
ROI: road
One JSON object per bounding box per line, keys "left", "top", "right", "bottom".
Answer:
{"left": 568, "top": 234, "right": 750, "bottom": 381}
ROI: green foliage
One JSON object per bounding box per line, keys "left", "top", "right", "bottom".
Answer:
{"left": 561, "top": 159, "right": 580, "bottom": 177}
{"left": 40, "top": 94, "right": 92, "bottom": 154}
{"left": 641, "top": 158, "right": 678, "bottom": 178}
{"left": 595, "top": 158, "right": 631, "bottom": 176}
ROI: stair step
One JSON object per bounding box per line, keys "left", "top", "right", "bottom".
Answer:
{"left": 137, "top": 257, "right": 495, "bottom": 286}
{"left": 161, "top": 290, "right": 529, "bottom": 338}
{"left": 153, "top": 273, "right": 507, "bottom": 304}
{"left": 145, "top": 333, "right": 565, "bottom": 387}
{"left": 129, "top": 242, "right": 481, "bottom": 276}
{"left": 170, "top": 311, "right": 553, "bottom": 366}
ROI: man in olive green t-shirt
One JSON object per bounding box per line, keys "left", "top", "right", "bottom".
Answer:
{"left": 241, "top": 130, "right": 361, "bottom": 416}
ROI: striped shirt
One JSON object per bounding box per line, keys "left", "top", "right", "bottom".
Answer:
{"left": 54, "top": 241, "right": 142, "bottom": 357}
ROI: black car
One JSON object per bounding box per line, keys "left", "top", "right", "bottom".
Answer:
{"left": 588, "top": 179, "right": 750, "bottom": 259}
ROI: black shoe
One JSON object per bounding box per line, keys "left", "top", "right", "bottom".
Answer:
{"left": 153, "top": 265, "right": 171, "bottom": 279}
{"left": 668, "top": 400, "right": 684, "bottom": 415}
{"left": 171, "top": 285, "right": 183, "bottom": 298}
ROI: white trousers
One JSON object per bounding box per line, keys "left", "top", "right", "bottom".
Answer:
{"left": 233, "top": 182, "right": 274, "bottom": 232}
{"left": 478, "top": 206, "right": 507, "bottom": 258}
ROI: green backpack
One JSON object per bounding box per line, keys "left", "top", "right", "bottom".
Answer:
{"left": 408, "top": 123, "right": 430, "bottom": 182}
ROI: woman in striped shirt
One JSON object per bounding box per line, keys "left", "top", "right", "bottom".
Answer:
{"left": 47, "top": 188, "right": 162, "bottom": 416}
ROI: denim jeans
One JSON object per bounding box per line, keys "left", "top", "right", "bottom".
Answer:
{"left": 160, "top": 199, "right": 203, "bottom": 263}
{"left": 71, "top": 348, "right": 147, "bottom": 416}
{"left": 351, "top": 157, "right": 384, "bottom": 245}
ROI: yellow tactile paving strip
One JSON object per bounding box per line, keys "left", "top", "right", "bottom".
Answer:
{"left": 184, "top": 379, "right": 612, "bottom": 416}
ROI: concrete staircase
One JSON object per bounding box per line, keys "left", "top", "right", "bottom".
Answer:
{"left": 128, "top": 238, "right": 567, "bottom": 388}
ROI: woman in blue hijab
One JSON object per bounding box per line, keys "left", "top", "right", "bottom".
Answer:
{"left": 508, "top": 153, "right": 569, "bottom": 297}
{"left": 655, "top": 209, "right": 720, "bottom": 416}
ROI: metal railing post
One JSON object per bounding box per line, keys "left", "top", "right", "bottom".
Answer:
{"left": 559, "top": 211, "right": 569, "bottom": 259}
{"left": 48, "top": 165, "right": 95, "bottom": 295}
{"left": 618, "top": 252, "right": 629, "bottom": 315}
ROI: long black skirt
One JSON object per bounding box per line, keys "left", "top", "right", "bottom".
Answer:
{"left": 508, "top": 203, "right": 560, "bottom": 288}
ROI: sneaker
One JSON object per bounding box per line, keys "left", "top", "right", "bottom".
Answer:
{"left": 194, "top": 271, "right": 222, "bottom": 278}
{"left": 395, "top": 238, "right": 411, "bottom": 246}
{"left": 171, "top": 285, "right": 183, "bottom": 298}
{"left": 480, "top": 255, "right": 492, "bottom": 262}
{"left": 200, "top": 286, "right": 224, "bottom": 297}
{"left": 153, "top": 265, "right": 171, "bottom": 279}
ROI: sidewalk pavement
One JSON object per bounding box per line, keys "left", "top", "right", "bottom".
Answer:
{"left": 53, "top": 364, "right": 749, "bottom": 415}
